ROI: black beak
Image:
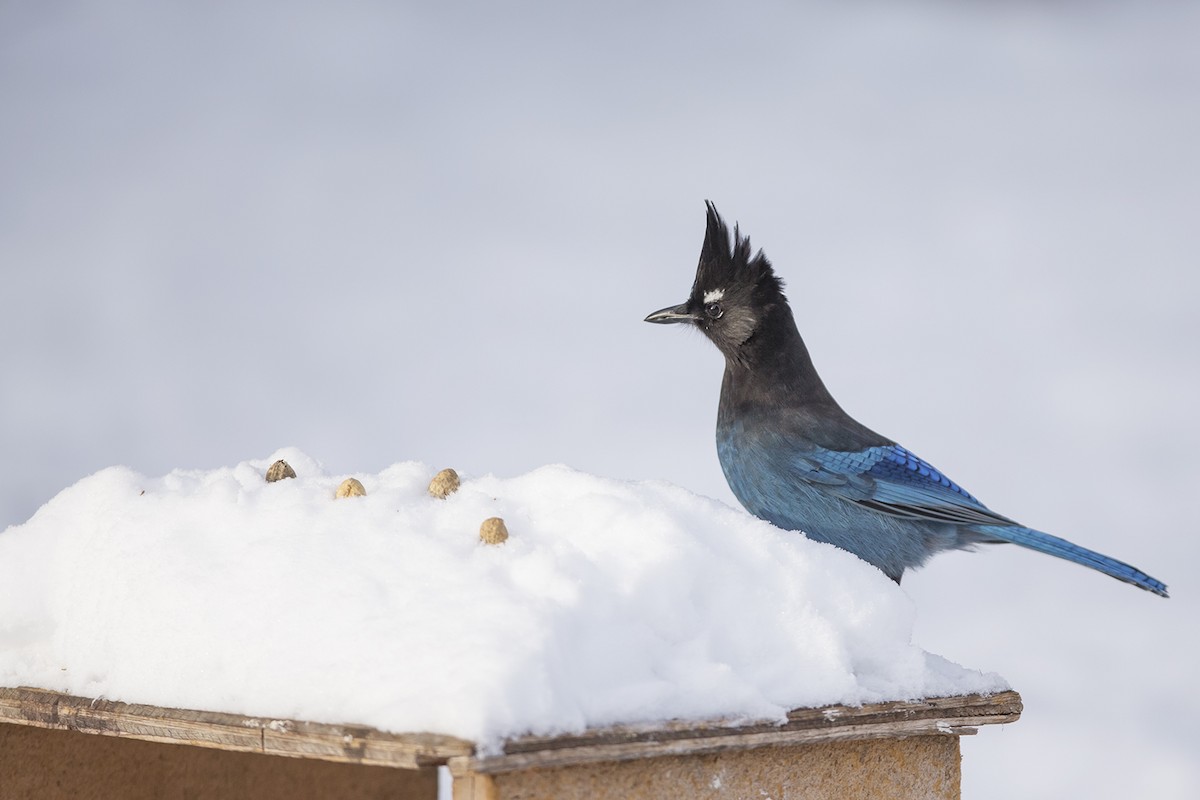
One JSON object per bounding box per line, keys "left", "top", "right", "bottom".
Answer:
{"left": 644, "top": 303, "right": 697, "bottom": 324}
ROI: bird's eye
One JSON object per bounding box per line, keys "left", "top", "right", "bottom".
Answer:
{"left": 704, "top": 302, "right": 723, "bottom": 319}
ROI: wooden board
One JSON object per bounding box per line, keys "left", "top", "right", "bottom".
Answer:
{"left": 0, "top": 686, "right": 1020, "bottom": 774}
{"left": 454, "top": 691, "right": 1023, "bottom": 775}
{"left": 0, "top": 686, "right": 472, "bottom": 769}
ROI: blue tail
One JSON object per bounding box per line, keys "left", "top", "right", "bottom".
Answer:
{"left": 978, "top": 525, "right": 1168, "bottom": 597}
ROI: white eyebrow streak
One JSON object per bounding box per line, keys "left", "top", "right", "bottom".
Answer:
{"left": 703, "top": 289, "right": 725, "bottom": 303}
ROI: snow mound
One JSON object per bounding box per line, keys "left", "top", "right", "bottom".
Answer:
{"left": 0, "top": 448, "right": 1006, "bottom": 749}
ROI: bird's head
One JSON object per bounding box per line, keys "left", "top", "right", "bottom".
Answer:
{"left": 645, "top": 202, "right": 788, "bottom": 366}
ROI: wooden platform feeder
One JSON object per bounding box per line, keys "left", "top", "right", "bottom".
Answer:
{"left": 0, "top": 685, "right": 1020, "bottom": 799}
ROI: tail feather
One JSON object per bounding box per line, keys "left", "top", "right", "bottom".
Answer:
{"left": 978, "top": 525, "right": 1168, "bottom": 597}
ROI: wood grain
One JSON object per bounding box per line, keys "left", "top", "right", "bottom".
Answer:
{"left": 0, "top": 686, "right": 472, "bottom": 768}
{"left": 454, "top": 691, "right": 1022, "bottom": 775}
{"left": 0, "top": 685, "right": 1020, "bottom": 774}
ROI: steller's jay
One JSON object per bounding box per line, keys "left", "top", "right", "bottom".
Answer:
{"left": 646, "top": 202, "right": 1167, "bottom": 596}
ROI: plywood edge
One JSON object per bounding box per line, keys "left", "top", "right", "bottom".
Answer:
{"left": 454, "top": 690, "right": 1022, "bottom": 775}
{"left": 0, "top": 686, "right": 472, "bottom": 768}
{"left": 1, "top": 686, "right": 1020, "bottom": 775}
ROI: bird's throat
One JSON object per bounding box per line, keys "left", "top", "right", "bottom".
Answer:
{"left": 722, "top": 323, "right": 835, "bottom": 410}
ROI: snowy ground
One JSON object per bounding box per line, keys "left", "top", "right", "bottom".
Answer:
{"left": 0, "top": 449, "right": 1006, "bottom": 751}
{"left": 2, "top": 1, "right": 1197, "bottom": 797}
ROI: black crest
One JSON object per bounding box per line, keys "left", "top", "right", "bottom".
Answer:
{"left": 692, "top": 201, "right": 784, "bottom": 302}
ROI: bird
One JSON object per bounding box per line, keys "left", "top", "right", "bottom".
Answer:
{"left": 645, "top": 202, "right": 1168, "bottom": 597}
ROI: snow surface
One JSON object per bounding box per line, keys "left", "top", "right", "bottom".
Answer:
{"left": 0, "top": 448, "right": 1005, "bottom": 750}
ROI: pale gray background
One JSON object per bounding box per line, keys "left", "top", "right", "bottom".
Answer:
{"left": 2, "top": 1, "right": 1197, "bottom": 796}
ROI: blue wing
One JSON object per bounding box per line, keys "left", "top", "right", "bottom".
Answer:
{"left": 792, "top": 444, "right": 1017, "bottom": 527}
{"left": 791, "top": 443, "right": 1169, "bottom": 596}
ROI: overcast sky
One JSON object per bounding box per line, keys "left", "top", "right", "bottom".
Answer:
{"left": 2, "top": 2, "right": 1198, "bottom": 797}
